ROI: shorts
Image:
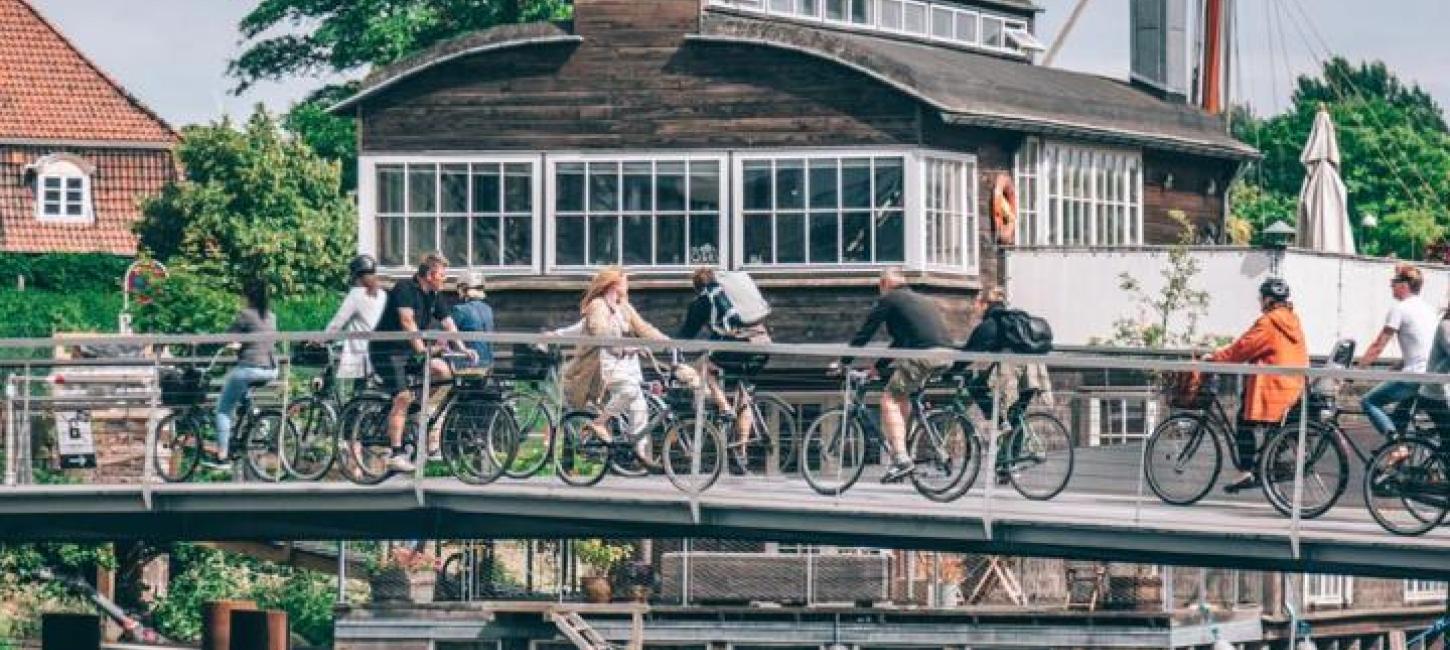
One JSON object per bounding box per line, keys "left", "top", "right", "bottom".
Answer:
{"left": 886, "top": 357, "right": 948, "bottom": 397}
{"left": 371, "top": 351, "right": 413, "bottom": 397}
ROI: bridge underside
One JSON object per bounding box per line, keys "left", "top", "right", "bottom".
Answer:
{"left": 3, "top": 477, "right": 1447, "bottom": 580}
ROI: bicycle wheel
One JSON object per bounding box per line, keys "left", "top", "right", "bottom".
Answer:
{"left": 503, "top": 391, "right": 556, "bottom": 479}
{"left": 152, "top": 411, "right": 203, "bottom": 483}
{"left": 1145, "top": 414, "right": 1222, "bottom": 506}
{"left": 910, "top": 410, "right": 980, "bottom": 502}
{"left": 241, "top": 409, "right": 291, "bottom": 482}
{"left": 730, "top": 394, "right": 799, "bottom": 476}
{"left": 1258, "top": 422, "right": 1348, "bottom": 519}
{"left": 800, "top": 408, "right": 867, "bottom": 496}
{"left": 554, "top": 411, "right": 611, "bottom": 487}
{"left": 442, "top": 401, "right": 515, "bottom": 485}
{"left": 338, "top": 396, "right": 394, "bottom": 485}
{"left": 281, "top": 397, "right": 338, "bottom": 481}
{"left": 1365, "top": 437, "right": 1449, "bottom": 536}
{"left": 663, "top": 416, "right": 726, "bottom": 494}
{"left": 608, "top": 397, "right": 666, "bottom": 479}
{"left": 1003, "top": 412, "right": 1073, "bottom": 500}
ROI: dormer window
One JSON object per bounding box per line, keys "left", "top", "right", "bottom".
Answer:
{"left": 710, "top": 0, "right": 1037, "bottom": 57}
{"left": 30, "top": 155, "right": 94, "bottom": 223}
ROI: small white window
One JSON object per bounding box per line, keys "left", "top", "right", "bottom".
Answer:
{"left": 981, "top": 15, "right": 1005, "bottom": 48}
{"left": 30, "top": 155, "right": 93, "bottom": 223}
{"left": 1005, "top": 26, "right": 1046, "bottom": 52}
{"left": 1305, "top": 575, "right": 1353, "bottom": 608}
{"left": 1406, "top": 580, "right": 1448, "bottom": 604}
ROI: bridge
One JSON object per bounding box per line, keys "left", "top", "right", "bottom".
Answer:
{"left": 2, "top": 330, "right": 1449, "bottom": 581}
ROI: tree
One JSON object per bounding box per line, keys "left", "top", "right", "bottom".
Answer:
{"left": 1104, "top": 212, "right": 1217, "bottom": 350}
{"left": 283, "top": 85, "right": 360, "bottom": 192}
{"left": 135, "top": 108, "right": 356, "bottom": 297}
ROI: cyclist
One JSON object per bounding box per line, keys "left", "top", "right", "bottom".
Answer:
{"left": 835, "top": 268, "right": 953, "bottom": 483}
{"left": 1202, "top": 277, "right": 1308, "bottom": 492}
{"left": 1356, "top": 264, "right": 1437, "bottom": 438}
{"left": 325, "top": 254, "right": 387, "bottom": 394}
{"left": 210, "top": 279, "right": 279, "bottom": 469}
{"left": 451, "top": 271, "right": 495, "bottom": 371}
{"left": 1416, "top": 308, "right": 1450, "bottom": 437}
{"left": 369, "top": 252, "right": 477, "bottom": 473}
{"left": 561, "top": 266, "right": 669, "bottom": 461}
{"left": 674, "top": 267, "right": 771, "bottom": 471}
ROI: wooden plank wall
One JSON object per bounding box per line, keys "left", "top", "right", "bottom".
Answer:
{"left": 1143, "top": 150, "right": 1236, "bottom": 244}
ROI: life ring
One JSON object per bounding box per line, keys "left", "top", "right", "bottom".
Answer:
{"left": 992, "top": 173, "right": 1018, "bottom": 246}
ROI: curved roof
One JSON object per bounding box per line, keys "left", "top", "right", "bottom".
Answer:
{"left": 330, "top": 21, "right": 581, "bottom": 113}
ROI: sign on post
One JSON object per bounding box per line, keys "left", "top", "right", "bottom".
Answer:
{"left": 55, "top": 409, "right": 96, "bottom": 469}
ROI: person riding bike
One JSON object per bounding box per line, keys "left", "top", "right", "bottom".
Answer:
{"left": 209, "top": 279, "right": 279, "bottom": 470}
{"left": 674, "top": 267, "right": 771, "bottom": 471}
{"left": 325, "top": 254, "right": 387, "bottom": 395}
{"left": 835, "top": 268, "right": 953, "bottom": 483}
{"left": 451, "top": 271, "right": 496, "bottom": 372}
{"left": 959, "top": 286, "right": 1054, "bottom": 480}
{"left": 1357, "top": 264, "right": 1437, "bottom": 438}
{"left": 369, "top": 252, "right": 477, "bottom": 473}
{"left": 1202, "top": 277, "right": 1308, "bottom": 493}
{"left": 560, "top": 266, "right": 670, "bottom": 461}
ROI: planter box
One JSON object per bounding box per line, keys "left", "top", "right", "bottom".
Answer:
{"left": 659, "top": 552, "right": 887, "bottom": 605}
{"left": 370, "top": 568, "right": 436, "bottom": 604}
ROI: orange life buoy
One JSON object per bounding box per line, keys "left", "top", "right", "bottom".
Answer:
{"left": 992, "top": 173, "right": 1018, "bottom": 246}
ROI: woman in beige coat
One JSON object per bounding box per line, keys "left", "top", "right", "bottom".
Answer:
{"left": 561, "top": 267, "right": 669, "bottom": 456}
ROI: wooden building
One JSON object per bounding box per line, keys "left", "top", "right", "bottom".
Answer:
{"left": 332, "top": 0, "right": 1254, "bottom": 341}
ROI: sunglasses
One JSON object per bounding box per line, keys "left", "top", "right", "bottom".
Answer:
{"left": 1392, "top": 277, "right": 1411, "bottom": 285}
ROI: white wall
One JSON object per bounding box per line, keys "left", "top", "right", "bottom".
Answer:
{"left": 1006, "top": 247, "right": 1450, "bottom": 357}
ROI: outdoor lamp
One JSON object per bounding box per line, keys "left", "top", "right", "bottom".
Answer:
{"left": 1262, "top": 220, "right": 1296, "bottom": 250}
{"left": 1361, "top": 213, "right": 1378, "bottom": 229}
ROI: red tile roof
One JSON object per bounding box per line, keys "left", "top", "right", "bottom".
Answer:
{"left": 0, "top": 0, "right": 177, "bottom": 143}
{"left": 0, "top": 145, "right": 176, "bottom": 254}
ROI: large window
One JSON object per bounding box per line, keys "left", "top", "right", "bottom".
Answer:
{"left": 1015, "top": 140, "right": 1143, "bottom": 247}
{"left": 1305, "top": 575, "right": 1353, "bottom": 608}
{"left": 923, "top": 155, "right": 976, "bottom": 271}
{"left": 376, "top": 161, "right": 535, "bottom": 268}
{"left": 709, "top": 0, "right": 1035, "bottom": 57}
{"left": 1406, "top": 580, "right": 1447, "bottom": 604}
{"left": 31, "top": 156, "right": 92, "bottom": 223}
{"left": 552, "top": 157, "right": 722, "bottom": 269}
{"left": 739, "top": 155, "right": 904, "bottom": 267}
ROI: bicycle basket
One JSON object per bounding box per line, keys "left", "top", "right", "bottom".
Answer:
{"left": 1163, "top": 371, "right": 1217, "bottom": 410}
{"left": 159, "top": 366, "right": 207, "bottom": 406}
{"left": 509, "top": 344, "right": 559, "bottom": 381}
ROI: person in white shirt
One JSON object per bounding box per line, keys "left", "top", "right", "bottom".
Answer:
{"left": 1358, "top": 264, "right": 1438, "bottom": 437}
{"left": 325, "top": 255, "right": 388, "bottom": 393}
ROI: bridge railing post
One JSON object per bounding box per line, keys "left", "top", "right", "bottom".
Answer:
{"left": 687, "top": 351, "right": 708, "bottom": 504}
{"left": 982, "top": 373, "right": 1002, "bottom": 539}
{"left": 141, "top": 347, "right": 161, "bottom": 502}
{"left": 4, "top": 375, "right": 15, "bottom": 486}
{"left": 19, "top": 363, "right": 32, "bottom": 485}
{"left": 413, "top": 332, "right": 432, "bottom": 499}
{"left": 1289, "top": 370, "right": 1311, "bottom": 560}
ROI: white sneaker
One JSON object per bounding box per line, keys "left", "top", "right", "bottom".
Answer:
{"left": 387, "top": 454, "right": 417, "bottom": 473}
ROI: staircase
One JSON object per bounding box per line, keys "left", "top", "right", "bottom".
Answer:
{"left": 550, "top": 610, "right": 615, "bottom": 650}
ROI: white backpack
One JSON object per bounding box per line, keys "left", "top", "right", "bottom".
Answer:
{"left": 708, "top": 271, "right": 771, "bottom": 337}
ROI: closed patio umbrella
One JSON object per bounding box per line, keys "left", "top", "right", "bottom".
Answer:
{"left": 1296, "top": 105, "right": 1355, "bottom": 254}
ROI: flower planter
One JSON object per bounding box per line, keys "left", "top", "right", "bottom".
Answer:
{"left": 370, "top": 567, "right": 437, "bottom": 604}
{"left": 581, "top": 576, "right": 613, "bottom": 604}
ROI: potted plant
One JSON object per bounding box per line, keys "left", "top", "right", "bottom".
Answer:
{"left": 367, "top": 546, "right": 439, "bottom": 604}
{"left": 573, "top": 539, "right": 633, "bottom": 604}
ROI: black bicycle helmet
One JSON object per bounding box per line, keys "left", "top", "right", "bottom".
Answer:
{"left": 348, "top": 254, "right": 377, "bottom": 278}
{"left": 1259, "top": 277, "right": 1291, "bottom": 302}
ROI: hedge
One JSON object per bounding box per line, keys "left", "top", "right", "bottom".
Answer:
{"left": 0, "top": 290, "right": 341, "bottom": 340}
{"left": 0, "top": 253, "right": 133, "bottom": 293}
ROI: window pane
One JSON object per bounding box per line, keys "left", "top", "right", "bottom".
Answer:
{"left": 442, "top": 216, "right": 469, "bottom": 265}
{"left": 876, "top": 210, "right": 905, "bottom": 262}
{"left": 776, "top": 213, "right": 805, "bottom": 263}
{"left": 658, "top": 215, "right": 686, "bottom": 266}
{"left": 409, "top": 217, "right": 438, "bottom": 265}
{"left": 880, "top": 0, "right": 902, "bottom": 29}
{"left": 770, "top": 0, "right": 791, "bottom": 11}
{"left": 875, "top": 159, "right": 904, "bottom": 208}
{"left": 744, "top": 163, "right": 773, "bottom": 210}
{"left": 690, "top": 213, "right": 720, "bottom": 265}
{"left": 378, "top": 217, "right": 405, "bottom": 266}
{"left": 956, "top": 11, "right": 977, "bottom": 43}
{"left": 589, "top": 163, "right": 619, "bottom": 212}
{"left": 378, "top": 166, "right": 405, "bottom": 213}
{"left": 903, "top": 2, "right": 926, "bottom": 34}
{"left": 982, "top": 16, "right": 1004, "bottom": 47}
{"left": 851, "top": 0, "right": 871, "bottom": 23}
{"left": 658, "top": 163, "right": 686, "bottom": 211}
{"left": 932, "top": 6, "right": 953, "bottom": 38}
{"left": 589, "top": 215, "right": 618, "bottom": 265}
{"left": 408, "top": 165, "right": 437, "bottom": 213}
{"left": 556, "top": 217, "right": 585, "bottom": 266}
{"left": 622, "top": 215, "right": 652, "bottom": 265}
{"left": 43, "top": 177, "right": 61, "bottom": 190}
{"left": 473, "top": 217, "right": 501, "bottom": 266}
{"left": 441, "top": 165, "right": 469, "bottom": 213}
{"left": 775, "top": 160, "right": 805, "bottom": 209}
{"left": 505, "top": 171, "right": 531, "bottom": 213}
{"left": 557, "top": 164, "right": 584, "bottom": 213}
{"left": 744, "top": 215, "right": 773, "bottom": 265}
{"left": 825, "top": 0, "right": 846, "bottom": 20}
{"left": 65, "top": 202, "right": 83, "bottom": 216}
{"left": 690, "top": 162, "right": 720, "bottom": 211}
{"left": 623, "top": 162, "right": 653, "bottom": 212}
{"left": 843, "top": 211, "right": 872, "bottom": 262}
{"left": 504, "top": 215, "right": 532, "bottom": 266}
{"left": 473, "top": 169, "right": 501, "bottom": 213}
{"left": 799, "top": 0, "right": 819, "bottom": 17}
{"left": 809, "top": 214, "right": 839, "bottom": 263}
{"left": 65, "top": 177, "right": 83, "bottom": 191}
{"left": 809, "top": 160, "right": 839, "bottom": 209}
{"left": 842, "top": 159, "right": 871, "bottom": 208}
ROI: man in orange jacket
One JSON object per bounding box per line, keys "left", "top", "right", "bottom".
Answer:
{"left": 1203, "top": 278, "right": 1309, "bottom": 492}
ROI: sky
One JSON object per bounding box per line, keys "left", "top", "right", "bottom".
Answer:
{"left": 25, "top": 0, "right": 1450, "bottom": 128}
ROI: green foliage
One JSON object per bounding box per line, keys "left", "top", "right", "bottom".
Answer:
{"left": 151, "top": 544, "right": 337, "bottom": 646}
{"left": 284, "top": 84, "right": 361, "bottom": 192}
{"left": 0, "top": 254, "right": 132, "bottom": 293}
{"left": 1104, "top": 212, "right": 1216, "bottom": 350}
{"left": 572, "top": 539, "right": 633, "bottom": 577}
{"left": 276, "top": 292, "right": 343, "bottom": 332}
{"left": 1232, "top": 57, "right": 1450, "bottom": 259}
{"left": 136, "top": 108, "right": 356, "bottom": 296}
{"left": 1227, "top": 181, "right": 1296, "bottom": 246}
{"left": 228, "top": 0, "right": 573, "bottom": 92}
{"left": 132, "top": 267, "right": 240, "bottom": 336}
{"left": 0, "top": 543, "right": 117, "bottom": 638}
{"left": 0, "top": 290, "right": 122, "bottom": 338}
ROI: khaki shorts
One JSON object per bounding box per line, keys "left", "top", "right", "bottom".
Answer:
{"left": 886, "top": 357, "right": 948, "bottom": 396}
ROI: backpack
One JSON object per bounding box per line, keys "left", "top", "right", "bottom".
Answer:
{"left": 706, "top": 271, "right": 771, "bottom": 337}
{"left": 997, "top": 309, "right": 1054, "bottom": 354}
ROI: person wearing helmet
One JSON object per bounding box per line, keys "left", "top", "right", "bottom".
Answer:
{"left": 451, "top": 271, "right": 495, "bottom": 370}
{"left": 1202, "top": 277, "right": 1308, "bottom": 492}
{"left": 325, "top": 254, "right": 388, "bottom": 392}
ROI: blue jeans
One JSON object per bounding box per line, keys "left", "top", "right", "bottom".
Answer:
{"left": 215, "top": 365, "right": 279, "bottom": 457}
{"left": 1363, "top": 380, "right": 1419, "bottom": 437}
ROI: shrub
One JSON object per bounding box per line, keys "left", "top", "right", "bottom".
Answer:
{"left": 132, "top": 268, "right": 239, "bottom": 335}
{"left": 0, "top": 290, "right": 121, "bottom": 338}
{"left": 0, "top": 253, "right": 132, "bottom": 293}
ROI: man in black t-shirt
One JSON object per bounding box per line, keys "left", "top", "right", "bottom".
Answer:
{"left": 371, "top": 252, "right": 476, "bottom": 472}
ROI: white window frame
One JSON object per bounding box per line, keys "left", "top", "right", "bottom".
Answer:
{"left": 1015, "top": 139, "right": 1143, "bottom": 247}
{"left": 1304, "top": 574, "right": 1353, "bottom": 608}
{"left": 32, "top": 158, "right": 93, "bottom": 223}
{"left": 732, "top": 149, "right": 914, "bottom": 272}
{"left": 1086, "top": 395, "right": 1159, "bottom": 447}
{"left": 920, "top": 151, "right": 978, "bottom": 274}
{"left": 1405, "top": 580, "right": 1448, "bottom": 605}
{"left": 360, "top": 154, "right": 543, "bottom": 274}
{"left": 708, "top": 0, "right": 1034, "bottom": 57}
{"left": 545, "top": 151, "right": 729, "bottom": 274}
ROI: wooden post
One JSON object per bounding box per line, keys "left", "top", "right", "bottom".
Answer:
{"left": 229, "top": 609, "right": 288, "bottom": 650}
{"left": 201, "top": 599, "right": 257, "bottom": 650}
{"left": 42, "top": 612, "right": 100, "bottom": 650}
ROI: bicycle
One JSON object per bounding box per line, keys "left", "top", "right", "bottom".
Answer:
{"left": 490, "top": 343, "right": 567, "bottom": 480}
{"left": 1364, "top": 425, "right": 1450, "bottom": 536}
{"left": 935, "top": 368, "right": 1074, "bottom": 501}
{"left": 277, "top": 342, "right": 351, "bottom": 481}
{"left": 553, "top": 350, "right": 726, "bottom": 493}
{"left": 798, "top": 367, "right": 975, "bottom": 499}
{"left": 339, "top": 351, "right": 518, "bottom": 485}
{"left": 152, "top": 347, "right": 292, "bottom": 483}
{"left": 1145, "top": 373, "right": 1263, "bottom": 506}
{"left": 696, "top": 351, "right": 799, "bottom": 477}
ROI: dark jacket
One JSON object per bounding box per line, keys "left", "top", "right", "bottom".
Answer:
{"left": 844, "top": 287, "right": 952, "bottom": 367}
